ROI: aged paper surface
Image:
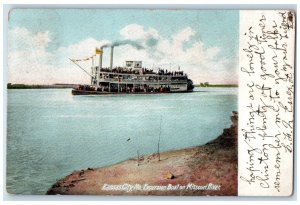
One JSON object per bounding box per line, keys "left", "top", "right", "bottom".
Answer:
{"left": 238, "top": 10, "right": 295, "bottom": 196}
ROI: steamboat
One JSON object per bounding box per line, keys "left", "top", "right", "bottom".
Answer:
{"left": 70, "top": 46, "right": 194, "bottom": 95}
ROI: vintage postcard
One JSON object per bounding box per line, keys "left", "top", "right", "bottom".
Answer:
{"left": 6, "top": 9, "right": 295, "bottom": 196}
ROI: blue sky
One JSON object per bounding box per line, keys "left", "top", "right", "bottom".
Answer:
{"left": 8, "top": 9, "right": 239, "bottom": 84}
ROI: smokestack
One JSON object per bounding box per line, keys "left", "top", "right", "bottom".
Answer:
{"left": 99, "top": 48, "right": 103, "bottom": 69}
{"left": 110, "top": 46, "right": 114, "bottom": 70}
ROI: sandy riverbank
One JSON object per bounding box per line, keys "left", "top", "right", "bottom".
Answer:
{"left": 47, "top": 112, "right": 238, "bottom": 196}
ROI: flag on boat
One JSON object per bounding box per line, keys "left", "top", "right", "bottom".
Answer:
{"left": 96, "top": 48, "right": 103, "bottom": 55}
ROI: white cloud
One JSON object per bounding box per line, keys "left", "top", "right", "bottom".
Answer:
{"left": 120, "top": 24, "right": 159, "bottom": 41}
{"left": 57, "top": 38, "right": 111, "bottom": 60}
{"left": 8, "top": 28, "right": 56, "bottom": 84}
{"left": 115, "top": 24, "right": 237, "bottom": 84}
{"left": 9, "top": 27, "right": 51, "bottom": 51}
{"left": 172, "top": 27, "right": 195, "bottom": 47}
{"left": 8, "top": 25, "right": 238, "bottom": 85}
{"left": 8, "top": 28, "right": 110, "bottom": 84}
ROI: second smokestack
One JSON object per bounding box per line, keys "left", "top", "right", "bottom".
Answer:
{"left": 99, "top": 48, "right": 103, "bottom": 69}
{"left": 110, "top": 46, "right": 114, "bottom": 70}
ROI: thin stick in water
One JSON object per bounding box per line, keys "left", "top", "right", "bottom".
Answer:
{"left": 137, "top": 150, "right": 140, "bottom": 166}
{"left": 157, "top": 116, "right": 162, "bottom": 161}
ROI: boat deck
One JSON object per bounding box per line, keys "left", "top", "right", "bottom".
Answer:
{"left": 71, "top": 89, "right": 191, "bottom": 95}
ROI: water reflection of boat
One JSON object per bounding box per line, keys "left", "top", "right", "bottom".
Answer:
{"left": 70, "top": 46, "right": 194, "bottom": 95}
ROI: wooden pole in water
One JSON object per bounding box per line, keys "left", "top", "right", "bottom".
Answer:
{"left": 157, "top": 116, "right": 162, "bottom": 161}
{"left": 137, "top": 150, "right": 140, "bottom": 166}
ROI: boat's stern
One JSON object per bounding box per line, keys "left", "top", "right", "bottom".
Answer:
{"left": 187, "top": 79, "right": 194, "bottom": 91}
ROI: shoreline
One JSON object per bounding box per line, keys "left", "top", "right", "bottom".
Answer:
{"left": 47, "top": 111, "right": 238, "bottom": 196}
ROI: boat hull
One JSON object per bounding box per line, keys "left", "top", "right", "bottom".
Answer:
{"left": 71, "top": 89, "right": 192, "bottom": 95}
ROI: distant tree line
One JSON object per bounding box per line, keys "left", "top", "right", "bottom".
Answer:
{"left": 196, "top": 82, "right": 238, "bottom": 88}
{"left": 7, "top": 83, "right": 76, "bottom": 89}
{"left": 199, "top": 82, "right": 210, "bottom": 87}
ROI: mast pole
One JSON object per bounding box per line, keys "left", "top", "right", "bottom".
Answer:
{"left": 157, "top": 115, "right": 162, "bottom": 161}
{"left": 92, "top": 56, "right": 95, "bottom": 85}
{"left": 69, "top": 58, "right": 93, "bottom": 78}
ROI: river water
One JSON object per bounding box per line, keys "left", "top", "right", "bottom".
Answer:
{"left": 6, "top": 87, "right": 237, "bottom": 194}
